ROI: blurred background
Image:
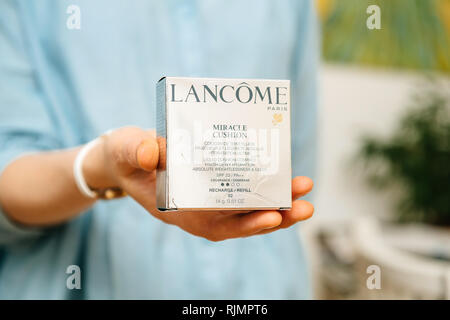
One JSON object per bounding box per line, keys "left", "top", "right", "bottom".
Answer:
{"left": 303, "top": 0, "right": 450, "bottom": 299}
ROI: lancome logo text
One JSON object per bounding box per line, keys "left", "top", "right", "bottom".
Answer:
{"left": 170, "top": 82, "right": 288, "bottom": 105}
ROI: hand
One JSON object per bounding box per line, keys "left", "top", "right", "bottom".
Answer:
{"left": 84, "top": 126, "right": 314, "bottom": 241}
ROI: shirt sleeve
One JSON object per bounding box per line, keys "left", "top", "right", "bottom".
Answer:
{"left": 290, "top": 0, "right": 319, "bottom": 186}
{"left": 0, "top": 0, "right": 63, "bottom": 245}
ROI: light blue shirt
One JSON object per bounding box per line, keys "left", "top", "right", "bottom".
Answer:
{"left": 0, "top": 0, "right": 318, "bottom": 299}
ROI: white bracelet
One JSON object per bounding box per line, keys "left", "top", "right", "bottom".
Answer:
{"left": 73, "top": 138, "right": 101, "bottom": 199}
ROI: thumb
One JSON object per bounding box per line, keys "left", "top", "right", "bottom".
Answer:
{"left": 135, "top": 138, "right": 159, "bottom": 171}
{"left": 121, "top": 130, "right": 159, "bottom": 172}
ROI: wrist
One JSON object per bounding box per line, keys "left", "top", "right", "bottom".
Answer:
{"left": 82, "top": 137, "right": 118, "bottom": 190}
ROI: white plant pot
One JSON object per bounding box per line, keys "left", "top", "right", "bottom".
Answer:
{"left": 351, "top": 216, "right": 450, "bottom": 299}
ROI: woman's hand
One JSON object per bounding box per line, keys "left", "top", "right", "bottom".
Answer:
{"left": 84, "top": 126, "right": 314, "bottom": 241}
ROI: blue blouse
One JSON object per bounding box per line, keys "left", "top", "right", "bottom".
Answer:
{"left": 0, "top": 0, "right": 318, "bottom": 299}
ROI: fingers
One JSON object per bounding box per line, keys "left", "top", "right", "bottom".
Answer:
{"left": 208, "top": 177, "right": 314, "bottom": 240}
{"left": 209, "top": 210, "right": 282, "bottom": 241}
{"left": 237, "top": 210, "right": 283, "bottom": 233}
{"left": 223, "top": 200, "right": 313, "bottom": 240}
{"left": 252, "top": 200, "right": 314, "bottom": 236}
{"left": 279, "top": 200, "right": 314, "bottom": 227}
{"left": 292, "top": 176, "right": 313, "bottom": 200}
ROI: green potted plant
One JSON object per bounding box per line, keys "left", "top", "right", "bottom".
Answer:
{"left": 349, "top": 83, "right": 450, "bottom": 298}
{"left": 358, "top": 83, "right": 449, "bottom": 226}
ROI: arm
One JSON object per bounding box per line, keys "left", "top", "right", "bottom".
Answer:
{"left": 0, "top": 147, "right": 93, "bottom": 226}
{"left": 0, "top": 126, "right": 314, "bottom": 241}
